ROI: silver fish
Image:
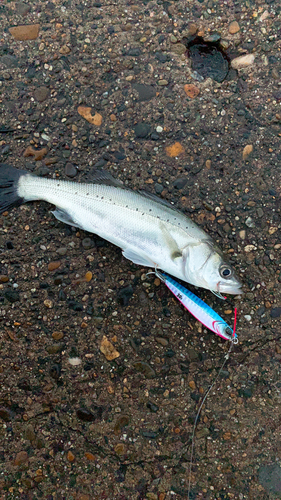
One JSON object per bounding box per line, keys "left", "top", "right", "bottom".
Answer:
{"left": 0, "top": 164, "right": 242, "bottom": 295}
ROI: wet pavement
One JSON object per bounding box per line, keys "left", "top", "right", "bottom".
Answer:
{"left": 0, "top": 1, "right": 281, "bottom": 499}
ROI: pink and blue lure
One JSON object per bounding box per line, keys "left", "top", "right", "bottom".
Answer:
{"left": 158, "top": 272, "right": 238, "bottom": 343}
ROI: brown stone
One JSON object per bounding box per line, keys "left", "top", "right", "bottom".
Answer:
{"left": 48, "top": 261, "right": 61, "bottom": 271}
{"left": 228, "top": 21, "right": 240, "bottom": 34}
{"left": 52, "top": 331, "right": 64, "bottom": 340}
{"left": 34, "top": 86, "right": 49, "bottom": 103}
{"left": 59, "top": 45, "right": 71, "bottom": 54}
{"left": 184, "top": 84, "right": 200, "bottom": 99}
{"left": 78, "top": 106, "right": 102, "bottom": 126}
{"left": 14, "top": 451, "right": 29, "bottom": 466}
{"left": 67, "top": 450, "right": 75, "bottom": 462}
{"left": 9, "top": 24, "right": 40, "bottom": 41}
{"left": 100, "top": 336, "right": 120, "bottom": 361}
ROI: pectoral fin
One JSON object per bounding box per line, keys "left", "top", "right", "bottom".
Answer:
{"left": 122, "top": 248, "right": 155, "bottom": 267}
{"left": 159, "top": 222, "right": 183, "bottom": 261}
{"left": 52, "top": 208, "right": 82, "bottom": 229}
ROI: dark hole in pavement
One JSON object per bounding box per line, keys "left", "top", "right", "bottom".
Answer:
{"left": 182, "top": 35, "right": 230, "bottom": 83}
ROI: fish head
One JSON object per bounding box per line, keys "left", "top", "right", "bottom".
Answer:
{"left": 183, "top": 241, "right": 243, "bottom": 295}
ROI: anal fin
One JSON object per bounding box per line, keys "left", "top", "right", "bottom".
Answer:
{"left": 51, "top": 208, "right": 82, "bottom": 229}
{"left": 122, "top": 248, "right": 155, "bottom": 267}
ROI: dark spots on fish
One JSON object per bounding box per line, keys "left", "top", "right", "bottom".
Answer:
{"left": 75, "top": 192, "right": 77, "bottom": 195}
{"left": 87, "top": 193, "right": 89, "bottom": 195}
{"left": 142, "top": 213, "right": 144, "bottom": 215}
{"left": 57, "top": 184, "right": 60, "bottom": 187}
{"left": 101, "top": 196, "right": 104, "bottom": 199}
{"left": 149, "top": 209, "right": 152, "bottom": 212}
{"left": 126, "top": 205, "right": 128, "bottom": 208}
{"left": 136, "top": 208, "right": 138, "bottom": 211}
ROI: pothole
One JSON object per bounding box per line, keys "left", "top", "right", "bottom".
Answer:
{"left": 182, "top": 35, "right": 230, "bottom": 83}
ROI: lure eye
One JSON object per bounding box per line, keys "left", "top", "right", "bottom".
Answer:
{"left": 225, "top": 326, "right": 233, "bottom": 336}
{"left": 219, "top": 264, "right": 232, "bottom": 279}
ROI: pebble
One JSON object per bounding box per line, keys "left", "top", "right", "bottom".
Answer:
{"left": 23, "top": 146, "right": 48, "bottom": 161}
{"left": 173, "top": 177, "right": 187, "bottom": 190}
{"left": 52, "top": 331, "right": 64, "bottom": 340}
{"left": 9, "top": 24, "right": 40, "bottom": 41}
{"left": 170, "top": 43, "right": 186, "bottom": 55}
{"left": 14, "top": 451, "right": 29, "bottom": 466}
{"left": 184, "top": 84, "right": 200, "bottom": 99}
{"left": 155, "top": 337, "right": 169, "bottom": 346}
{"left": 132, "top": 83, "right": 156, "bottom": 102}
{"left": 0, "top": 407, "right": 12, "bottom": 421}
{"left": 228, "top": 21, "right": 240, "bottom": 34}
{"left": 244, "top": 245, "right": 256, "bottom": 253}
{"left": 84, "top": 452, "right": 96, "bottom": 461}
{"left": 114, "top": 415, "right": 130, "bottom": 434}
{"left": 133, "top": 361, "right": 155, "bottom": 379}
{"left": 48, "top": 261, "right": 61, "bottom": 271}
{"left": 270, "top": 307, "right": 281, "bottom": 318}
{"left": 82, "top": 237, "right": 94, "bottom": 249}
{"left": 85, "top": 271, "right": 92, "bottom": 282}
{"left": 134, "top": 123, "right": 151, "bottom": 138}
{"left": 147, "top": 401, "right": 159, "bottom": 412}
{"left": 34, "top": 86, "right": 49, "bottom": 103}
{"left": 245, "top": 217, "right": 255, "bottom": 228}
{"left": 77, "top": 106, "right": 102, "bottom": 126}
{"left": 4, "top": 290, "right": 20, "bottom": 303}
{"left": 76, "top": 408, "right": 96, "bottom": 422}
{"left": 100, "top": 336, "right": 120, "bottom": 361}
{"left": 57, "top": 247, "right": 67, "bottom": 256}
{"left": 231, "top": 54, "right": 255, "bottom": 69}
{"left": 165, "top": 142, "right": 185, "bottom": 157}
{"left": 59, "top": 45, "right": 71, "bottom": 55}
{"left": 239, "top": 230, "right": 246, "bottom": 240}
{"left": 68, "top": 357, "right": 82, "bottom": 366}
{"left": 0, "top": 275, "right": 9, "bottom": 283}
{"left": 244, "top": 315, "right": 251, "bottom": 321}
{"left": 243, "top": 144, "right": 253, "bottom": 160}
{"left": 65, "top": 162, "right": 77, "bottom": 178}
{"left": 16, "top": 2, "right": 31, "bottom": 15}
{"left": 67, "top": 451, "right": 75, "bottom": 462}
{"left": 158, "top": 79, "right": 168, "bottom": 86}
{"left": 259, "top": 463, "right": 281, "bottom": 495}
{"left": 117, "top": 285, "right": 133, "bottom": 306}
{"left": 156, "top": 126, "right": 163, "bottom": 133}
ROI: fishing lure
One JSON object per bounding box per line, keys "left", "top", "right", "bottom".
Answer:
{"left": 156, "top": 271, "right": 238, "bottom": 343}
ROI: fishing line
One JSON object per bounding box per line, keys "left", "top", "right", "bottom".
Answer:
{"left": 187, "top": 312, "right": 237, "bottom": 500}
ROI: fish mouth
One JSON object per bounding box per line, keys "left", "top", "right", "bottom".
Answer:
{"left": 216, "top": 281, "right": 243, "bottom": 296}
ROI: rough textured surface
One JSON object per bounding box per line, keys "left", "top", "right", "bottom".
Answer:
{"left": 0, "top": 1, "right": 281, "bottom": 499}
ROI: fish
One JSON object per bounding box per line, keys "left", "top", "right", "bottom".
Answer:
{"left": 157, "top": 271, "right": 238, "bottom": 343}
{"left": 0, "top": 163, "right": 242, "bottom": 295}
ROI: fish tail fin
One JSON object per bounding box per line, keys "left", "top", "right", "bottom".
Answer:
{"left": 0, "top": 163, "right": 28, "bottom": 214}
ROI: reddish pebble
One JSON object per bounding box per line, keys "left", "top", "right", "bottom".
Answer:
{"left": 84, "top": 452, "right": 95, "bottom": 461}
{"left": 48, "top": 261, "right": 61, "bottom": 271}
{"left": 67, "top": 450, "right": 75, "bottom": 462}
{"left": 85, "top": 271, "right": 92, "bottom": 282}
{"left": 52, "top": 331, "right": 64, "bottom": 340}
{"left": 0, "top": 275, "right": 9, "bottom": 283}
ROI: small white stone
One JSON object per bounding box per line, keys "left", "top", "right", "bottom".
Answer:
{"left": 231, "top": 54, "right": 255, "bottom": 69}
{"left": 68, "top": 357, "right": 82, "bottom": 366}
{"left": 156, "top": 126, "right": 163, "bottom": 133}
{"left": 244, "top": 244, "right": 256, "bottom": 253}
{"left": 244, "top": 315, "right": 251, "bottom": 322}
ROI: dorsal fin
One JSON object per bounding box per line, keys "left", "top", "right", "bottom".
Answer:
{"left": 138, "top": 189, "right": 183, "bottom": 214}
{"left": 87, "top": 169, "right": 124, "bottom": 188}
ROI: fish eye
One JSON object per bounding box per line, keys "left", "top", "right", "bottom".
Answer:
{"left": 219, "top": 264, "right": 232, "bottom": 279}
